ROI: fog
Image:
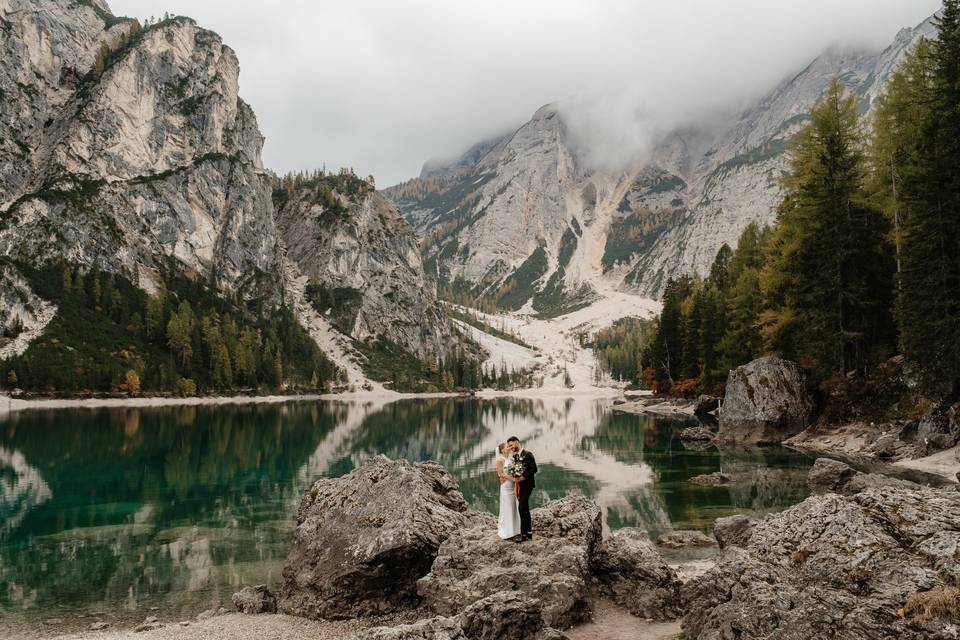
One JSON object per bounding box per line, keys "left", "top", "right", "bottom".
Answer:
{"left": 109, "top": 0, "right": 940, "bottom": 186}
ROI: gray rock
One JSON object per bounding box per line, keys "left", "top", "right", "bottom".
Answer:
{"left": 134, "top": 622, "right": 162, "bottom": 633}
{"left": 591, "top": 528, "right": 684, "bottom": 621}
{"left": 278, "top": 456, "right": 469, "bottom": 619}
{"left": 694, "top": 395, "right": 720, "bottom": 414}
{"left": 682, "top": 486, "right": 960, "bottom": 639}
{"left": 657, "top": 530, "right": 717, "bottom": 549}
{"left": 89, "top": 622, "right": 109, "bottom": 630}
{"left": 351, "top": 591, "right": 567, "bottom": 640}
{"left": 807, "top": 457, "right": 918, "bottom": 496}
{"left": 679, "top": 426, "right": 715, "bottom": 442}
{"left": 689, "top": 472, "right": 732, "bottom": 486}
{"left": 718, "top": 357, "right": 815, "bottom": 445}
{"left": 713, "top": 515, "right": 756, "bottom": 549}
{"left": 917, "top": 402, "right": 960, "bottom": 454}
{"left": 232, "top": 585, "right": 277, "bottom": 615}
{"left": 417, "top": 495, "right": 601, "bottom": 629}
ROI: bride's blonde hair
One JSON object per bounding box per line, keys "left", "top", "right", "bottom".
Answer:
{"left": 497, "top": 442, "right": 509, "bottom": 455}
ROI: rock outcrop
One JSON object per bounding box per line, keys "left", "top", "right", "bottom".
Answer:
{"left": 416, "top": 496, "right": 602, "bottom": 629}
{"left": 275, "top": 179, "right": 453, "bottom": 358}
{"left": 683, "top": 485, "right": 960, "bottom": 639}
{"left": 592, "top": 528, "right": 684, "bottom": 621}
{"left": 0, "top": 2, "right": 284, "bottom": 302}
{"left": 718, "top": 357, "right": 815, "bottom": 444}
{"left": 806, "top": 457, "right": 919, "bottom": 496}
{"left": 277, "top": 456, "right": 470, "bottom": 619}
{"left": 351, "top": 591, "right": 568, "bottom": 640}
{"left": 268, "top": 458, "right": 685, "bottom": 633}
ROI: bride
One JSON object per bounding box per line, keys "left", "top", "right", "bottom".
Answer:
{"left": 496, "top": 442, "right": 521, "bottom": 540}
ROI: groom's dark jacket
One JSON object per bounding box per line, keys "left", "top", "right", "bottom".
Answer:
{"left": 516, "top": 449, "right": 538, "bottom": 488}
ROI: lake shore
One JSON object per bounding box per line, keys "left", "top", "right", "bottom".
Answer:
{"left": 3, "top": 602, "right": 685, "bottom": 640}
{"left": 785, "top": 422, "right": 960, "bottom": 482}
{"left": 0, "top": 386, "right": 625, "bottom": 414}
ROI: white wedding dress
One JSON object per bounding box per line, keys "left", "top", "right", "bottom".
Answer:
{"left": 496, "top": 454, "right": 522, "bottom": 539}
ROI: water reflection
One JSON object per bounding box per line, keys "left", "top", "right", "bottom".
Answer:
{"left": 0, "top": 397, "right": 814, "bottom": 622}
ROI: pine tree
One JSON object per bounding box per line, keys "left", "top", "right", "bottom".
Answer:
{"left": 718, "top": 223, "right": 769, "bottom": 369}
{"left": 93, "top": 42, "right": 110, "bottom": 77}
{"left": 895, "top": 2, "right": 960, "bottom": 392}
{"left": 760, "top": 79, "right": 894, "bottom": 375}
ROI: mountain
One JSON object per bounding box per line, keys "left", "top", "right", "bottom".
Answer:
{"left": 274, "top": 172, "right": 453, "bottom": 359}
{"left": 0, "top": 0, "right": 282, "bottom": 301}
{"left": 0, "top": 0, "right": 451, "bottom": 390}
{"left": 385, "top": 14, "right": 937, "bottom": 306}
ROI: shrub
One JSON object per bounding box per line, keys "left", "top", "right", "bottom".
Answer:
{"left": 174, "top": 377, "right": 196, "bottom": 397}
{"left": 124, "top": 369, "right": 141, "bottom": 395}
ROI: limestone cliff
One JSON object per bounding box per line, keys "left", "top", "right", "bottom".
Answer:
{"left": 0, "top": 0, "right": 283, "bottom": 300}
{"left": 274, "top": 173, "right": 453, "bottom": 359}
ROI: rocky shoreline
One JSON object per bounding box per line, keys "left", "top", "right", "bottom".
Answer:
{"left": 246, "top": 456, "right": 960, "bottom": 639}
{"left": 12, "top": 453, "right": 960, "bottom": 639}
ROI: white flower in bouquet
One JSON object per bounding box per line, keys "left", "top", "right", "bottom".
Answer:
{"left": 505, "top": 459, "right": 525, "bottom": 478}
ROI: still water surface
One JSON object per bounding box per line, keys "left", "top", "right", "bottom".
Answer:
{"left": 0, "top": 397, "right": 814, "bottom": 622}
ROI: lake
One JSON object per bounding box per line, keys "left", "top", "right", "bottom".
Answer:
{"left": 0, "top": 397, "right": 814, "bottom": 624}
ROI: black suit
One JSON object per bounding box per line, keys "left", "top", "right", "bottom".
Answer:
{"left": 515, "top": 450, "right": 538, "bottom": 537}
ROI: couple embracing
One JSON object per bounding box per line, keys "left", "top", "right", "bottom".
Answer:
{"left": 495, "top": 436, "right": 538, "bottom": 543}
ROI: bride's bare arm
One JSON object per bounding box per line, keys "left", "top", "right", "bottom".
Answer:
{"left": 496, "top": 459, "right": 508, "bottom": 484}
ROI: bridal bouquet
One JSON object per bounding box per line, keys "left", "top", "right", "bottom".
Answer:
{"left": 505, "top": 459, "right": 525, "bottom": 478}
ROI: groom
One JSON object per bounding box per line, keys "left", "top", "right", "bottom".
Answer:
{"left": 507, "top": 436, "right": 537, "bottom": 542}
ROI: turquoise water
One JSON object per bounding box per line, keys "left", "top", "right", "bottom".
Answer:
{"left": 0, "top": 397, "right": 814, "bottom": 623}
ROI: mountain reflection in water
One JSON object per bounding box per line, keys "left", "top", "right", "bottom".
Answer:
{"left": 0, "top": 397, "right": 813, "bottom": 622}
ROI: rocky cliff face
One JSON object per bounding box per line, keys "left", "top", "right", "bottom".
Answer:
{"left": 1, "top": 0, "right": 452, "bottom": 370}
{"left": 275, "top": 175, "right": 453, "bottom": 358}
{"left": 0, "top": 0, "right": 284, "bottom": 300}
{"left": 387, "top": 14, "right": 937, "bottom": 303}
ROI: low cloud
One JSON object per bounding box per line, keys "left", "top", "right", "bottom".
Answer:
{"left": 109, "top": 0, "right": 940, "bottom": 186}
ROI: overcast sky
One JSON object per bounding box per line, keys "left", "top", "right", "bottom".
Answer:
{"left": 109, "top": 0, "right": 940, "bottom": 186}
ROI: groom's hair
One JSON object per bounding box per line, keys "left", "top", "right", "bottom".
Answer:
{"left": 506, "top": 436, "right": 520, "bottom": 444}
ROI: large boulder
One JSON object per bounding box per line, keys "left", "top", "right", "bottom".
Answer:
{"left": 682, "top": 486, "right": 960, "bottom": 639}
{"left": 718, "top": 357, "right": 815, "bottom": 445}
{"left": 351, "top": 591, "right": 568, "bottom": 640}
{"left": 277, "top": 456, "right": 470, "bottom": 619}
{"left": 416, "top": 496, "right": 601, "bottom": 629}
{"left": 591, "top": 528, "right": 684, "bottom": 621}
{"left": 807, "top": 457, "right": 919, "bottom": 496}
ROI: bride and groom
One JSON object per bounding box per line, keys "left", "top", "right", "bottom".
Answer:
{"left": 495, "top": 436, "right": 538, "bottom": 542}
